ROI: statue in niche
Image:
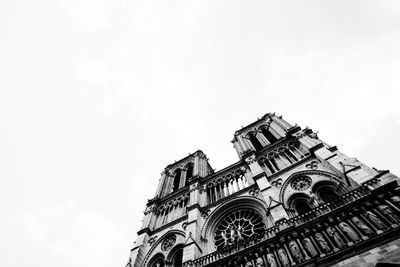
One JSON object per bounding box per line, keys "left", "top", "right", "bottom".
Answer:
{"left": 378, "top": 204, "right": 400, "bottom": 223}
{"left": 221, "top": 230, "right": 229, "bottom": 247}
{"left": 364, "top": 210, "right": 387, "bottom": 229}
{"left": 254, "top": 252, "right": 265, "bottom": 267}
{"left": 265, "top": 247, "right": 278, "bottom": 267}
{"left": 351, "top": 215, "right": 374, "bottom": 235}
{"left": 302, "top": 236, "right": 318, "bottom": 257}
{"left": 244, "top": 255, "right": 254, "bottom": 267}
{"left": 338, "top": 221, "right": 360, "bottom": 242}
{"left": 277, "top": 246, "right": 290, "bottom": 267}
{"left": 326, "top": 226, "right": 346, "bottom": 247}
{"left": 288, "top": 238, "right": 303, "bottom": 262}
{"left": 314, "top": 232, "right": 330, "bottom": 252}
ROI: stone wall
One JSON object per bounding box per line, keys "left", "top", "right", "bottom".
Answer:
{"left": 331, "top": 238, "right": 400, "bottom": 266}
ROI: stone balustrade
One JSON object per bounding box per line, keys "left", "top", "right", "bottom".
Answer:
{"left": 183, "top": 182, "right": 400, "bottom": 267}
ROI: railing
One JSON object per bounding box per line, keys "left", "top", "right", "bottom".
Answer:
{"left": 184, "top": 183, "right": 400, "bottom": 267}
{"left": 258, "top": 140, "right": 310, "bottom": 176}
{"left": 200, "top": 165, "right": 249, "bottom": 206}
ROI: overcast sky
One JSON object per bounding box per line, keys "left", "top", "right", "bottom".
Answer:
{"left": 1, "top": 1, "right": 400, "bottom": 267}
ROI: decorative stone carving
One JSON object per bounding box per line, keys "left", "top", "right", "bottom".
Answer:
{"left": 338, "top": 221, "right": 360, "bottom": 242}
{"left": 364, "top": 210, "right": 387, "bottom": 230}
{"left": 249, "top": 188, "right": 260, "bottom": 196}
{"left": 265, "top": 247, "right": 278, "bottom": 267}
{"left": 201, "top": 209, "right": 211, "bottom": 218}
{"left": 245, "top": 154, "right": 258, "bottom": 164}
{"left": 244, "top": 255, "right": 254, "bottom": 267}
{"left": 288, "top": 237, "right": 303, "bottom": 262}
{"left": 277, "top": 245, "right": 290, "bottom": 267}
{"left": 305, "top": 161, "right": 318, "bottom": 170}
{"left": 271, "top": 179, "right": 283, "bottom": 188}
{"left": 351, "top": 215, "right": 374, "bottom": 235}
{"left": 326, "top": 226, "right": 345, "bottom": 248}
{"left": 290, "top": 176, "right": 312, "bottom": 191}
{"left": 314, "top": 232, "right": 330, "bottom": 252}
{"left": 182, "top": 222, "right": 187, "bottom": 230}
{"left": 254, "top": 252, "right": 265, "bottom": 267}
{"left": 161, "top": 235, "right": 176, "bottom": 251}
{"left": 377, "top": 204, "right": 400, "bottom": 224}
{"left": 148, "top": 236, "right": 158, "bottom": 246}
{"left": 302, "top": 235, "right": 318, "bottom": 258}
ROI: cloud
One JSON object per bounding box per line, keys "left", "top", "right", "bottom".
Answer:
{"left": 58, "top": 0, "right": 121, "bottom": 31}
{"left": 15, "top": 202, "right": 125, "bottom": 267}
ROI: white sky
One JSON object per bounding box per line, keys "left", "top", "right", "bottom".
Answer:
{"left": 1, "top": 1, "right": 400, "bottom": 266}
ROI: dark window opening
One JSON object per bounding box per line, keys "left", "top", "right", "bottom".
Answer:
{"left": 250, "top": 135, "right": 263, "bottom": 151}
{"left": 262, "top": 128, "right": 278, "bottom": 144}
{"left": 185, "top": 164, "right": 193, "bottom": 187}
{"left": 172, "top": 169, "right": 181, "bottom": 193}
{"left": 318, "top": 187, "right": 339, "bottom": 203}
{"left": 171, "top": 249, "right": 183, "bottom": 267}
{"left": 294, "top": 199, "right": 312, "bottom": 215}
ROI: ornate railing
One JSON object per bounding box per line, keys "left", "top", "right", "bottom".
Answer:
{"left": 184, "top": 181, "right": 400, "bottom": 267}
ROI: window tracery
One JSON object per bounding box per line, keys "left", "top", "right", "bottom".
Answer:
{"left": 213, "top": 209, "right": 265, "bottom": 250}
{"left": 290, "top": 176, "right": 312, "bottom": 191}
{"left": 161, "top": 234, "right": 176, "bottom": 251}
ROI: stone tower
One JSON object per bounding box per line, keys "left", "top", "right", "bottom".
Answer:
{"left": 126, "top": 113, "right": 400, "bottom": 267}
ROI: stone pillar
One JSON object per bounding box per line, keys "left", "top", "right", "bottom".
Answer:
{"left": 269, "top": 120, "right": 286, "bottom": 138}
{"left": 182, "top": 206, "right": 202, "bottom": 264}
{"left": 130, "top": 229, "right": 150, "bottom": 266}
{"left": 155, "top": 170, "right": 168, "bottom": 198}
{"left": 179, "top": 168, "right": 187, "bottom": 188}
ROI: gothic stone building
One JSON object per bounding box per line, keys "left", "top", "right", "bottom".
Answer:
{"left": 127, "top": 113, "right": 400, "bottom": 267}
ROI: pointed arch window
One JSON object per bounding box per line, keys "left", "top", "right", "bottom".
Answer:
{"left": 261, "top": 127, "right": 277, "bottom": 144}
{"left": 172, "top": 169, "right": 181, "bottom": 193}
{"left": 185, "top": 163, "right": 193, "bottom": 187}
{"left": 249, "top": 135, "right": 263, "bottom": 151}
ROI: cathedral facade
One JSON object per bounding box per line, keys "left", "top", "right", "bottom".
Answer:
{"left": 127, "top": 113, "right": 400, "bottom": 267}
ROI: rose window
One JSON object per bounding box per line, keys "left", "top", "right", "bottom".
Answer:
{"left": 290, "top": 176, "right": 312, "bottom": 191}
{"left": 213, "top": 209, "right": 265, "bottom": 250}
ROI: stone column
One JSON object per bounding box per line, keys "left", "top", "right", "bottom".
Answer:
{"left": 156, "top": 170, "right": 168, "bottom": 198}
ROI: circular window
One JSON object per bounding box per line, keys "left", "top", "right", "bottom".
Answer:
{"left": 161, "top": 235, "right": 176, "bottom": 251}
{"left": 290, "top": 176, "right": 312, "bottom": 191}
{"left": 213, "top": 209, "right": 265, "bottom": 250}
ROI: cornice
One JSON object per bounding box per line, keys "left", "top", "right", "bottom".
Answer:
{"left": 137, "top": 227, "right": 151, "bottom": 236}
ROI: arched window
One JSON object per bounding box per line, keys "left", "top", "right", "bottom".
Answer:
{"left": 148, "top": 254, "right": 165, "bottom": 267}
{"left": 318, "top": 186, "right": 340, "bottom": 203}
{"left": 294, "top": 199, "right": 313, "bottom": 214}
{"left": 288, "top": 193, "right": 314, "bottom": 216}
{"left": 312, "top": 181, "right": 342, "bottom": 204}
{"left": 172, "top": 169, "right": 181, "bottom": 193}
{"left": 249, "top": 135, "right": 263, "bottom": 151}
{"left": 261, "top": 127, "right": 277, "bottom": 144}
{"left": 185, "top": 163, "right": 193, "bottom": 187}
{"left": 170, "top": 248, "right": 183, "bottom": 267}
